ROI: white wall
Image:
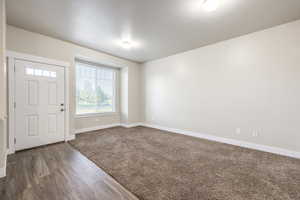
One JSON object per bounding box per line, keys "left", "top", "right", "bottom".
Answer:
{"left": 0, "top": 0, "right": 6, "bottom": 171}
{"left": 6, "top": 25, "right": 142, "bottom": 134}
{"left": 142, "top": 20, "right": 300, "bottom": 152}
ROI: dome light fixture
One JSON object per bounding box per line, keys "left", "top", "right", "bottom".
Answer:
{"left": 202, "top": 0, "right": 220, "bottom": 12}
{"left": 121, "top": 40, "right": 133, "bottom": 49}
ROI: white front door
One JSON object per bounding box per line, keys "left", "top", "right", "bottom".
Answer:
{"left": 15, "top": 59, "right": 65, "bottom": 151}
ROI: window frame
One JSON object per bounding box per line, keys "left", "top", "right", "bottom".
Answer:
{"left": 75, "top": 59, "right": 119, "bottom": 118}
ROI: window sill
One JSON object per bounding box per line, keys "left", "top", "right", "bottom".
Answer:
{"left": 75, "top": 112, "right": 119, "bottom": 119}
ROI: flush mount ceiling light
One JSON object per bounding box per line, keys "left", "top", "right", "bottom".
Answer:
{"left": 121, "top": 40, "right": 133, "bottom": 49}
{"left": 202, "top": 0, "right": 220, "bottom": 12}
{"left": 118, "top": 39, "right": 139, "bottom": 50}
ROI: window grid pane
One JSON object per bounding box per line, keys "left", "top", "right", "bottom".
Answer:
{"left": 76, "top": 62, "right": 116, "bottom": 115}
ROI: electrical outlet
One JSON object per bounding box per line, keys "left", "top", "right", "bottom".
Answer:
{"left": 236, "top": 128, "right": 241, "bottom": 134}
{"left": 252, "top": 130, "right": 259, "bottom": 137}
{"left": 256, "top": 129, "right": 261, "bottom": 137}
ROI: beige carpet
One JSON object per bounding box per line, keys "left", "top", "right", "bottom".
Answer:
{"left": 70, "top": 126, "right": 300, "bottom": 200}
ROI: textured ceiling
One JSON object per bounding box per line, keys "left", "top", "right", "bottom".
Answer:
{"left": 6, "top": 0, "right": 300, "bottom": 63}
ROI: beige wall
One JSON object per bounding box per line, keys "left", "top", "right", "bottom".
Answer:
{"left": 128, "top": 65, "right": 141, "bottom": 124}
{"left": 6, "top": 25, "right": 141, "bottom": 134}
{"left": 0, "top": 0, "right": 6, "bottom": 169}
{"left": 120, "top": 67, "right": 129, "bottom": 124}
{"left": 0, "top": 0, "right": 5, "bottom": 119}
{"left": 142, "top": 20, "right": 300, "bottom": 152}
{"left": 120, "top": 65, "right": 141, "bottom": 125}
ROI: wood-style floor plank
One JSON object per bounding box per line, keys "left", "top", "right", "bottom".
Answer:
{"left": 0, "top": 142, "right": 139, "bottom": 200}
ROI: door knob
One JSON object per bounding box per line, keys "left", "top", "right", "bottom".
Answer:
{"left": 60, "top": 103, "right": 64, "bottom": 106}
{"left": 60, "top": 109, "right": 65, "bottom": 112}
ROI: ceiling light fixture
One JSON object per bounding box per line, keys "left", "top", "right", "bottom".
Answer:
{"left": 202, "top": 0, "right": 220, "bottom": 12}
{"left": 121, "top": 40, "right": 133, "bottom": 49}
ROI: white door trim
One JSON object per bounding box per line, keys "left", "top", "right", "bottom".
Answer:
{"left": 7, "top": 51, "right": 71, "bottom": 154}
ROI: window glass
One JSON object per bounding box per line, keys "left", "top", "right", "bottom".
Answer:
{"left": 76, "top": 62, "right": 117, "bottom": 115}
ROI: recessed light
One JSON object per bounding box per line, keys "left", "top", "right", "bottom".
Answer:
{"left": 121, "top": 40, "right": 133, "bottom": 49}
{"left": 202, "top": 0, "right": 220, "bottom": 12}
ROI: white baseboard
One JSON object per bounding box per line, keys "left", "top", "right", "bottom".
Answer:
{"left": 75, "top": 123, "right": 143, "bottom": 134}
{"left": 120, "top": 123, "right": 143, "bottom": 128}
{"left": 0, "top": 149, "right": 8, "bottom": 178}
{"left": 141, "top": 123, "right": 300, "bottom": 160}
{"left": 75, "top": 123, "right": 121, "bottom": 134}
{"left": 7, "top": 148, "right": 15, "bottom": 155}
{"left": 0, "top": 167, "right": 5, "bottom": 178}
{"left": 65, "top": 134, "right": 76, "bottom": 141}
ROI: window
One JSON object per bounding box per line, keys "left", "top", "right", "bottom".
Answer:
{"left": 26, "top": 67, "right": 57, "bottom": 78}
{"left": 76, "top": 60, "right": 118, "bottom": 115}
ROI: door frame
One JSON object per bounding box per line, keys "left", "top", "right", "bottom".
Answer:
{"left": 7, "top": 51, "right": 73, "bottom": 154}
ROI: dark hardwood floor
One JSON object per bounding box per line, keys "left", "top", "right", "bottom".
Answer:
{"left": 0, "top": 142, "right": 139, "bottom": 200}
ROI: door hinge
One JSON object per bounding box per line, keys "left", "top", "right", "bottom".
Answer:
{"left": 14, "top": 65, "right": 16, "bottom": 72}
{"left": 14, "top": 102, "right": 16, "bottom": 108}
{"left": 14, "top": 138, "right": 16, "bottom": 144}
